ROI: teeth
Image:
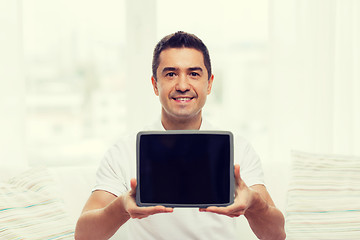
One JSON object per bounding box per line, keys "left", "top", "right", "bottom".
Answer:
{"left": 176, "top": 98, "right": 191, "bottom": 101}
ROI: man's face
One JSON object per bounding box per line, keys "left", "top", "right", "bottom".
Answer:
{"left": 152, "top": 48, "right": 214, "bottom": 121}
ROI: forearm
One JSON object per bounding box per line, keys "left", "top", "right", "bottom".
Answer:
{"left": 75, "top": 196, "right": 130, "bottom": 240}
{"left": 244, "top": 190, "right": 286, "bottom": 240}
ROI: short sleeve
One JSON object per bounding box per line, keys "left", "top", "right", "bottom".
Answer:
{"left": 235, "top": 135, "right": 265, "bottom": 187}
{"left": 93, "top": 141, "right": 131, "bottom": 197}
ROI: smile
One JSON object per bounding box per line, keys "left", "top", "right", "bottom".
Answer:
{"left": 172, "top": 97, "right": 194, "bottom": 102}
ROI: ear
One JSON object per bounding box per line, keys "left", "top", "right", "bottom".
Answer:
{"left": 151, "top": 76, "right": 159, "bottom": 96}
{"left": 207, "top": 74, "right": 214, "bottom": 95}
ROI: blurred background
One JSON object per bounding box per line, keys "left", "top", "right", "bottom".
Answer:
{"left": 1, "top": 0, "right": 359, "bottom": 168}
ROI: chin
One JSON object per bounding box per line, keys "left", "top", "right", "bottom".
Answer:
{"left": 172, "top": 112, "right": 201, "bottom": 121}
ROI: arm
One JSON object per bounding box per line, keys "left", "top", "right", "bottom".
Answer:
{"left": 200, "top": 165, "right": 286, "bottom": 240}
{"left": 244, "top": 185, "right": 286, "bottom": 240}
{"left": 75, "top": 178, "right": 173, "bottom": 240}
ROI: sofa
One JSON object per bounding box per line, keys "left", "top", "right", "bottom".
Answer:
{"left": 0, "top": 159, "right": 290, "bottom": 240}
{"left": 1, "top": 151, "right": 358, "bottom": 239}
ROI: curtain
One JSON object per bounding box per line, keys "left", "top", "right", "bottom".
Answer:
{"left": 0, "top": 0, "right": 26, "bottom": 166}
{"left": 269, "top": 0, "right": 360, "bottom": 165}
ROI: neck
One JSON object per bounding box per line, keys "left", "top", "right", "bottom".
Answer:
{"left": 161, "top": 111, "right": 202, "bottom": 130}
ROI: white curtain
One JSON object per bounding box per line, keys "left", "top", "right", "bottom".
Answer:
{"left": 0, "top": 0, "right": 26, "bottom": 166}
{"left": 269, "top": 0, "right": 360, "bottom": 166}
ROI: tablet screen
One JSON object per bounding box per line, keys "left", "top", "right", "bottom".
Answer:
{"left": 136, "top": 131, "right": 234, "bottom": 208}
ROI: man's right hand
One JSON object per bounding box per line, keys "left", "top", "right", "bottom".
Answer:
{"left": 123, "top": 178, "right": 174, "bottom": 219}
{"left": 75, "top": 178, "right": 173, "bottom": 240}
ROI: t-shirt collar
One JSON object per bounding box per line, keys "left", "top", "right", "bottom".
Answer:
{"left": 157, "top": 117, "right": 211, "bottom": 131}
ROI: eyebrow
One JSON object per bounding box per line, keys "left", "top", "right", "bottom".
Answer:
{"left": 161, "top": 67, "right": 203, "bottom": 74}
{"left": 162, "top": 67, "right": 177, "bottom": 74}
{"left": 188, "top": 67, "right": 203, "bottom": 72}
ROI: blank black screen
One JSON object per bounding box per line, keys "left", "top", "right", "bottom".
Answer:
{"left": 138, "top": 133, "right": 231, "bottom": 206}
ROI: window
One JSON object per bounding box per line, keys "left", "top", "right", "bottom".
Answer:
{"left": 23, "top": 0, "right": 127, "bottom": 165}
{"left": 3, "top": 0, "right": 358, "bottom": 167}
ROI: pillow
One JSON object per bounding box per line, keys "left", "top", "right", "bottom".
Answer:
{"left": 0, "top": 167, "right": 74, "bottom": 239}
{"left": 286, "top": 151, "right": 360, "bottom": 239}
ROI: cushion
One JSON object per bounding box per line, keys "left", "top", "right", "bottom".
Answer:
{"left": 286, "top": 151, "right": 360, "bottom": 239}
{"left": 0, "top": 167, "right": 74, "bottom": 239}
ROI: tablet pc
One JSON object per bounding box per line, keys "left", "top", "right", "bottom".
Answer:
{"left": 136, "top": 130, "right": 234, "bottom": 208}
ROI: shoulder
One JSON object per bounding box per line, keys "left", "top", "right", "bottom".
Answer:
{"left": 106, "top": 119, "right": 163, "bottom": 158}
{"left": 202, "top": 119, "right": 252, "bottom": 147}
{"left": 204, "top": 120, "right": 264, "bottom": 185}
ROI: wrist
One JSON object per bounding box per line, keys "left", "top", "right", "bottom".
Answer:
{"left": 105, "top": 195, "right": 130, "bottom": 220}
{"left": 244, "top": 189, "right": 269, "bottom": 217}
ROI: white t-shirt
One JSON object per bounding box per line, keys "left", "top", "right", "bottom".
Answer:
{"left": 94, "top": 119, "right": 265, "bottom": 240}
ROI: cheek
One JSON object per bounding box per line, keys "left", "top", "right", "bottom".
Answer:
{"left": 195, "top": 83, "right": 210, "bottom": 96}
{"left": 157, "top": 85, "right": 171, "bottom": 99}
{"left": 159, "top": 82, "right": 175, "bottom": 95}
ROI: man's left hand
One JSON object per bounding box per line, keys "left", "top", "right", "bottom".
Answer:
{"left": 199, "top": 164, "right": 255, "bottom": 217}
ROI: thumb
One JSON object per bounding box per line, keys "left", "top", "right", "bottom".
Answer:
{"left": 234, "top": 164, "right": 241, "bottom": 186}
{"left": 130, "top": 178, "right": 137, "bottom": 194}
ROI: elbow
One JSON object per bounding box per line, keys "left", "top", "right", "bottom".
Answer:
{"left": 275, "top": 218, "right": 286, "bottom": 240}
{"left": 74, "top": 232, "right": 81, "bottom": 240}
{"left": 278, "top": 230, "right": 286, "bottom": 240}
{"left": 74, "top": 226, "right": 83, "bottom": 240}
{"left": 264, "top": 220, "right": 286, "bottom": 240}
{"left": 74, "top": 231, "right": 82, "bottom": 240}
{"left": 74, "top": 220, "right": 87, "bottom": 240}
{"left": 264, "top": 230, "right": 286, "bottom": 240}
{"left": 273, "top": 211, "right": 286, "bottom": 240}
{"left": 271, "top": 227, "right": 286, "bottom": 240}
{"left": 74, "top": 228, "right": 91, "bottom": 240}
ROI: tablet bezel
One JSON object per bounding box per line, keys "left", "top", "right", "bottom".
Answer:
{"left": 136, "top": 130, "right": 234, "bottom": 208}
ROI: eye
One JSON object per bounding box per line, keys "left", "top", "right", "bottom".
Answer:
{"left": 166, "top": 72, "right": 176, "bottom": 77}
{"left": 190, "top": 72, "right": 200, "bottom": 77}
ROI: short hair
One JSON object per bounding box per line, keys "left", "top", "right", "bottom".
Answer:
{"left": 152, "top": 31, "right": 212, "bottom": 81}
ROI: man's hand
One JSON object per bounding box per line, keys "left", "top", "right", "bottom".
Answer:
{"left": 199, "top": 164, "right": 286, "bottom": 240}
{"left": 124, "top": 178, "right": 174, "bottom": 219}
{"left": 199, "top": 164, "right": 253, "bottom": 217}
{"left": 75, "top": 179, "right": 173, "bottom": 240}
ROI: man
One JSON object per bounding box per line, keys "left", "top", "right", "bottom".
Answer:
{"left": 75, "top": 31, "right": 286, "bottom": 240}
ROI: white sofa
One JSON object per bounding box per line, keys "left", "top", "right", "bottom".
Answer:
{"left": 0, "top": 161, "right": 290, "bottom": 240}
{"left": 0, "top": 165, "right": 100, "bottom": 239}
{"left": 2, "top": 151, "right": 359, "bottom": 239}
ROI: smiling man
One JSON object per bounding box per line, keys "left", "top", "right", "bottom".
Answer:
{"left": 75, "top": 31, "right": 286, "bottom": 240}
{"left": 152, "top": 47, "right": 213, "bottom": 130}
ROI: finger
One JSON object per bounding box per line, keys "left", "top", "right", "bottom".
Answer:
{"left": 201, "top": 205, "right": 245, "bottom": 218}
{"left": 201, "top": 206, "right": 229, "bottom": 216}
{"left": 143, "top": 205, "right": 173, "bottom": 214}
{"left": 206, "top": 203, "right": 244, "bottom": 214}
{"left": 129, "top": 205, "right": 173, "bottom": 218}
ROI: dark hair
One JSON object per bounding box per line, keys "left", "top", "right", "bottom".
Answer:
{"left": 152, "top": 31, "right": 212, "bottom": 80}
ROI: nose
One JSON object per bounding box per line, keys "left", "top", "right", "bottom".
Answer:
{"left": 175, "top": 74, "right": 190, "bottom": 92}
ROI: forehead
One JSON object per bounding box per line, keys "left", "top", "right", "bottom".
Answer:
{"left": 158, "top": 48, "right": 205, "bottom": 70}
